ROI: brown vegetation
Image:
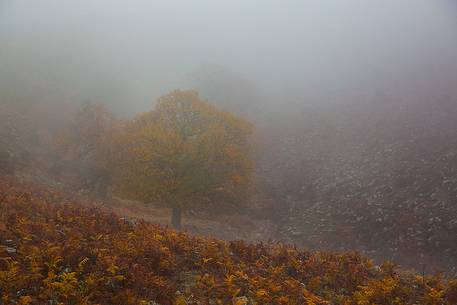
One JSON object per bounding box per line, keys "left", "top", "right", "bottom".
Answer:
{"left": 2, "top": 176, "right": 457, "bottom": 305}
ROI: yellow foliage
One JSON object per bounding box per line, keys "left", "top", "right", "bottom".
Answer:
{"left": 18, "top": 296, "right": 33, "bottom": 305}
{"left": 2, "top": 176, "right": 457, "bottom": 305}
{"left": 256, "top": 289, "right": 268, "bottom": 297}
{"left": 103, "top": 89, "right": 254, "bottom": 211}
{"left": 175, "top": 294, "right": 187, "bottom": 305}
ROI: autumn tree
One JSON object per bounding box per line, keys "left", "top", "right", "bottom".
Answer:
{"left": 104, "top": 90, "right": 254, "bottom": 228}
{"left": 54, "top": 102, "right": 119, "bottom": 195}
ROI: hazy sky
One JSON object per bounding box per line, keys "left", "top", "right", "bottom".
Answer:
{"left": 1, "top": 0, "right": 456, "bottom": 113}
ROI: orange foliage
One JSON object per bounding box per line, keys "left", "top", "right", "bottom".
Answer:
{"left": 102, "top": 90, "right": 254, "bottom": 228}
{"left": 53, "top": 102, "right": 121, "bottom": 194}
{"left": 54, "top": 102, "right": 119, "bottom": 158}
{"left": 1, "top": 176, "right": 457, "bottom": 305}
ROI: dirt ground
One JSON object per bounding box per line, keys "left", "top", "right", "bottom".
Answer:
{"left": 101, "top": 197, "right": 277, "bottom": 242}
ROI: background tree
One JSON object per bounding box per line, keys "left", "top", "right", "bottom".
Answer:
{"left": 54, "top": 102, "right": 119, "bottom": 195}
{"left": 105, "top": 90, "right": 254, "bottom": 228}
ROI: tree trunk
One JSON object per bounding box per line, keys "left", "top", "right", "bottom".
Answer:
{"left": 171, "top": 207, "right": 182, "bottom": 229}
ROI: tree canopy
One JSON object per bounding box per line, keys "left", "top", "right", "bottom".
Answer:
{"left": 54, "top": 102, "right": 119, "bottom": 195}
{"left": 104, "top": 90, "right": 254, "bottom": 227}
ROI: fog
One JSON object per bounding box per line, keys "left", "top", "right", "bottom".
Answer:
{"left": 1, "top": 0, "right": 456, "bottom": 114}
{"left": 2, "top": 0, "right": 457, "bottom": 275}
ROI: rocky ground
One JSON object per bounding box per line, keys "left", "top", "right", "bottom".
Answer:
{"left": 2, "top": 97, "right": 457, "bottom": 277}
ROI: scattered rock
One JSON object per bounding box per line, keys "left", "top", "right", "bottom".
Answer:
{"left": 5, "top": 247, "right": 17, "bottom": 254}
{"left": 232, "top": 296, "right": 248, "bottom": 305}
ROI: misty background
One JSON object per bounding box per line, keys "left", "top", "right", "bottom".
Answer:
{"left": 1, "top": 0, "right": 456, "bottom": 114}
{"left": 1, "top": 0, "right": 457, "bottom": 275}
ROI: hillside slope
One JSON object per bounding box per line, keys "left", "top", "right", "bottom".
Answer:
{"left": 258, "top": 97, "right": 457, "bottom": 275}
{"left": 1, "top": 176, "right": 457, "bottom": 305}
